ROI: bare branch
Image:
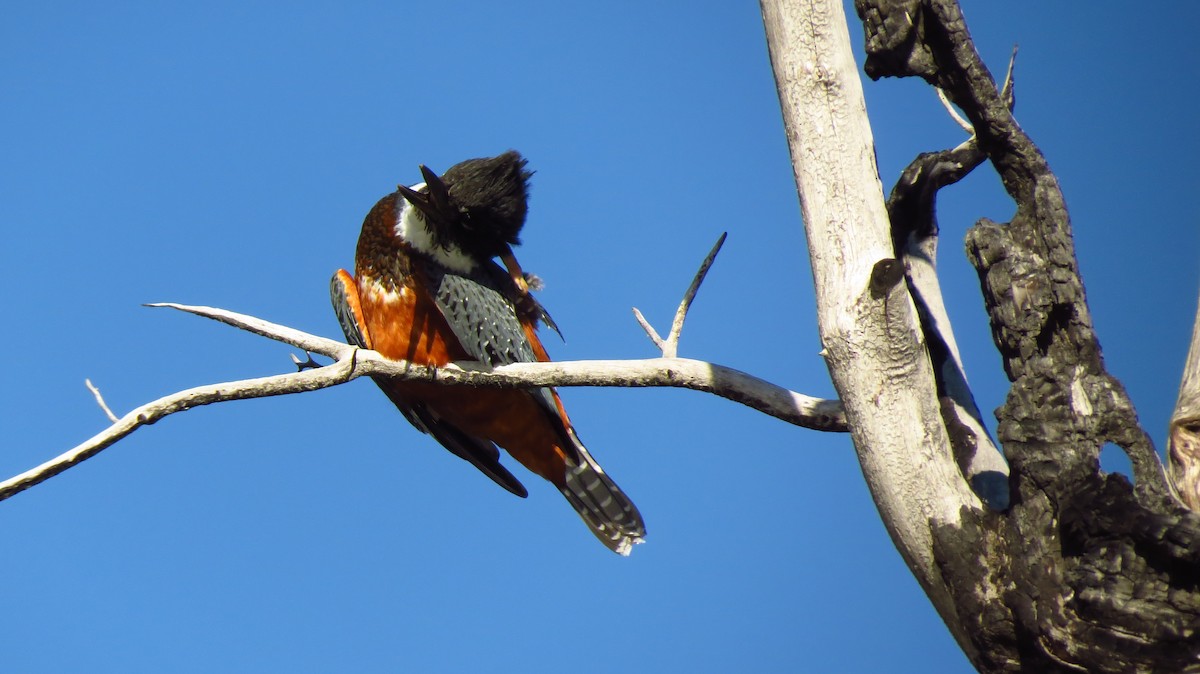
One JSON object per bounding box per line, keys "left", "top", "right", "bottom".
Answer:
{"left": 84, "top": 379, "right": 119, "bottom": 423}
{"left": 157, "top": 302, "right": 844, "bottom": 429}
{"left": 0, "top": 303, "right": 846, "bottom": 504}
{"left": 449, "top": 357, "right": 846, "bottom": 430}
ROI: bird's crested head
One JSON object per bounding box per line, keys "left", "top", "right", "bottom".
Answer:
{"left": 397, "top": 150, "right": 533, "bottom": 262}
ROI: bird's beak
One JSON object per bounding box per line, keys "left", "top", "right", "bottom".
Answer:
{"left": 397, "top": 164, "right": 456, "bottom": 225}
{"left": 499, "top": 244, "right": 530, "bottom": 294}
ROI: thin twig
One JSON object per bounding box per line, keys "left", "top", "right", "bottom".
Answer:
{"left": 84, "top": 379, "right": 119, "bottom": 423}
{"left": 937, "top": 87, "right": 973, "bottom": 134}
{"left": 632, "top": 308, "right": 665, "bottom": 349}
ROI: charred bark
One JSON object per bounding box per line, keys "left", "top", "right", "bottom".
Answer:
{"left": 856, "top": 0, "right": 1200, "bottom": 671}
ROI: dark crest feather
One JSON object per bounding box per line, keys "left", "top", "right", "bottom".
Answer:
{"left": 397, "top": 150, "right": 533, "bottom": 261}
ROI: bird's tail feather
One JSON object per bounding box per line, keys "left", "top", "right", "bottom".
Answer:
{"left": 559, "top": 429, "right": 645, "bottom": 555}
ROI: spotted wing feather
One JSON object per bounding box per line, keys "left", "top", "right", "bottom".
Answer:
{"left": 425, "top": 267, "right": 560, "bottom": 416}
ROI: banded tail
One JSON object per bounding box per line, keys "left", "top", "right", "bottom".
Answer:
{"left": 560, "top": 428, "right": 645, "bottom": 555}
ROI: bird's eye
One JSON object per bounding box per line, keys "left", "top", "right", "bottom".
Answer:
{"left": 458, "top": 207, "right": 476, "bottom": 230}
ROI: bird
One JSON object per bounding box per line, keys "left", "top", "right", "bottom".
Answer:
{"left": 330, "top": 150, "right": 645, "bottom": 555}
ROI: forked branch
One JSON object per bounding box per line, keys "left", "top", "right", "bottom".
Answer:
{"left": 633, "top": 233, "right": 727, "bottom": 358}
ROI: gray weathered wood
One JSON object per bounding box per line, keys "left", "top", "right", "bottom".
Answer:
{"left": 760, "top": 0, "right": 983, "bottom": 661}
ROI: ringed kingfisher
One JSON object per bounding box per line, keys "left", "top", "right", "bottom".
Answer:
{"left": 330, "top": 151, "right": 645, "bottom": 554}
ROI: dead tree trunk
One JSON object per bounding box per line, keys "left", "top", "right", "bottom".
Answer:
{"left": 761, "top": 0, "right": 1200, "bottom": 671}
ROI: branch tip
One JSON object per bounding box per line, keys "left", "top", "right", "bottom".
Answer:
{"left": 1000, "top": 45, "right": 1018, "bottom": 110}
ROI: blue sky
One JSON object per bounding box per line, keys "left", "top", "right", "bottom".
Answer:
{"left": 2, "top": 2, "right": 1196, "bottom": 672}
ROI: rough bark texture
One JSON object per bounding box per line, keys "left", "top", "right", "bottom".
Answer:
{"left": 854, "top": 0, "right": 1200, "bottom": 671}
{"left": 1170, "top": 298, "right": 1200, "bottom": 509}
